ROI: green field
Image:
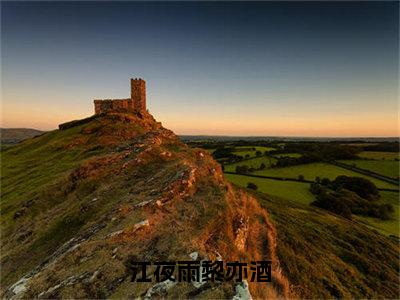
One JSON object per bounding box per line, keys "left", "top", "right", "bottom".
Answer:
{"left": 225, "top": 174, "right": 400, "bottom": 236}
{"left": 358, "top": 151, "right": 399, "bottom": 160}
{"left": 339, "top": 159, "right": 399, "bottom": 179}
{"left": 224, "top": 173, "right": 314, "bottom": 205}
{"left": 272, "top": 153, "right": 302, "bottom": 158}
{"left": 251, "top": 162, "right": 397, "bottom": 189}
{"left": 355, "top": 191, "right": 399, "bottom": 237}
{"left": 224, "top": 156, "right": 277, "bottom": 172}
{"left": 232, "top": 146, "right": 276, "bottom": 157}
{"left": 225, "top": 173, "right": 399, "bottom": 237}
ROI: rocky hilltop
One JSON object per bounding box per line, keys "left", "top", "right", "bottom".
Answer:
{"left": 1, "top": 111, "right": 290, "bottom": 299}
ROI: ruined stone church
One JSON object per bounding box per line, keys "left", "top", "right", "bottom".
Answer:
{"left": 94, "top": 78, "right": 146, "bottom": 114}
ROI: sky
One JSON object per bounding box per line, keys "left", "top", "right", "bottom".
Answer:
{"left": 1, "top": 1, "right": 399, "bottom": 137}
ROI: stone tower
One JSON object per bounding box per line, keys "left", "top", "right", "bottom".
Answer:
{"left": 131, "top": 78, "right": 146, "bottom": 113}
{"left": 93, "top": 78, "right": 147, "bottom": 115}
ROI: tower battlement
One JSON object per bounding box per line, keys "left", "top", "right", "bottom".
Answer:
{"left": 94, "top": 78, "right": 147, "bottom": 115}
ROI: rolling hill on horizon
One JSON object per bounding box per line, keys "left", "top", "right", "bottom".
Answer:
{"left": 1, "top": 128, "right": 45, "bottom": 145}
{"left": 1, "top": 128, "right": 398, "bottom": 146}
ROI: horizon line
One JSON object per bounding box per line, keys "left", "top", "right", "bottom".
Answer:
{"left": 2, "top": 127, "right": 399, "bottom": 140}
{"left": 178, "top": 134, "right": 400, "bottom": 139}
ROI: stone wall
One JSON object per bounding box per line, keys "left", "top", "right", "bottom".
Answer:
{"left": 94, "top": 98, "right": 133, "bottom": 114}
{"left": 94, "top": 78, "right": 147, "bottom": 115}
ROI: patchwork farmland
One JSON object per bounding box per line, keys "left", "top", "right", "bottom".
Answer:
{"left": 190, "top": 140, "right": 400, "bottom": 238}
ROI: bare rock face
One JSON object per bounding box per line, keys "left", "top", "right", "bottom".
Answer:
{"left": 232, "top": 281, "right": 252, "bottom": 300}
{"left": 233, "top": 216, "right": 249, "bottom": 252}
{"left": 143, "top": 279, "right": 177, "bottom": 299}
{"left": 2, "top": 111, "right": 290, "bottom": 299}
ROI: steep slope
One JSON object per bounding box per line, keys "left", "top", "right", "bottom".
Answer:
{"left": 1, "top": 112, "right": 290, "bottom": 299}
{"left": 254, "top": 192, "right": 399, "bottom": 299}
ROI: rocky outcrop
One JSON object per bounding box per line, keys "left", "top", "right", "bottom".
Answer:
{"left": 232, "top": 281, "right": 252, "bottom": 300}
{"left": 5, "top": 222, "right": 107, "bottom": 299}
{"left": 143, "top": 279, "right": 177, "bottom": 299}
{"left": 233, "top": 216, "right": 249, "bottom": 252}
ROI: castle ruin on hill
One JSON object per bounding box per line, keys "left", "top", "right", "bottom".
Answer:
{"left": 94, "top": 78, "right": 146, "bottom": 115}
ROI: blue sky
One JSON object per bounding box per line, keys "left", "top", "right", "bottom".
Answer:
{"left": 1, "top": 1, "right": 399, "bottom": 136}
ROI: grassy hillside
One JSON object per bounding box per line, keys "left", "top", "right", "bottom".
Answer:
{"left": 2, "top": 113, "right": 399, "bottom": 299}
{"left": 355, "top": 191, "right": 399, "bottom": 237}
{"left": 226, "top": 173, "right": 399, "bottom": 237}
{"left": 1, "top": 112, "right": 289, "bottom": 299}
{"left": 248, "top": 190, "right": 399, "bottom": 299}
{"left": 1, "top": 114, "right": 161, "bottom": 288}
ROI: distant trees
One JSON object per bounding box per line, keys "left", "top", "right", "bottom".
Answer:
{"left": 212, "top": 146, "right": 274, "bottom": 164}
{"left": 236, "top": 165, "right": 250, "bottom": 174}
{"left": 377, "top": 204, "right": 395, "bottom": 220}
{"left": 212, "top": 147, "right": 243, "bottom": 163}
{"left": 310, "top": 175, "right": 392, "bottom": 220}
{"left": 272, "top": 154, "right": 322, "bottom": 168}
{"left": 331, "top": 175, "right": 379, "bottom": 200}
{"left": 286, "top": 143, "right": 360, "bottom": 160}
{"left": 363, "top": 142, "right": 399, "bottom": 152}
{"left": 270, "top": 143, "right": 361, "bottom": 168}
{"left": 247, "top": 182, "right": 258, "bottom": 190}
{"left": 235, "top": 162, "right": 268, "bottom": 174}
{"left": 320, "top": 178, "right": 331, "bottom": 186}
{"left": 312, "top": 192, "right": 352, "bottom": 219}
{"left": 212, "top": 147, "right": 234, "bottom": 159}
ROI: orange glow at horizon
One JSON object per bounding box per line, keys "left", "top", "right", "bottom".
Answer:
{"left": 1, "top": 101, "right": 398, "bottom": 138}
